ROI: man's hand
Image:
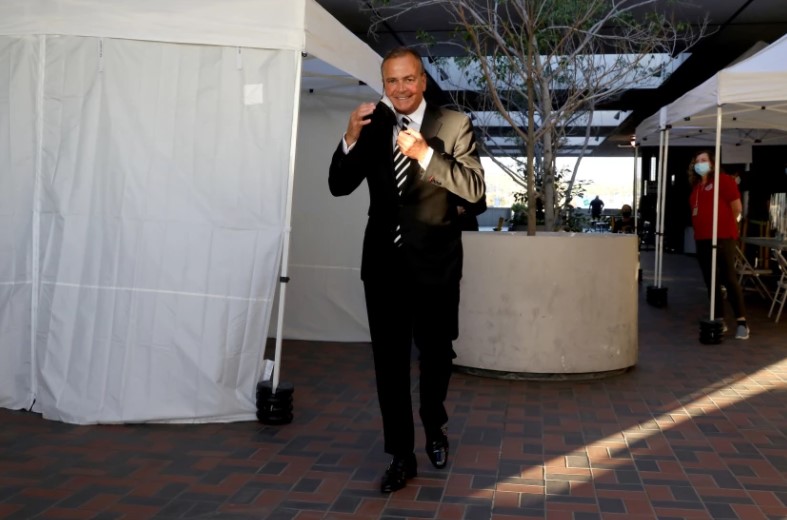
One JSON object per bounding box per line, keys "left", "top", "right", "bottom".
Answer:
{"left": 345, "top": 102, "right": 376, "bottom": 147}
{"left": 396, "top": 128, "right": 429, "bottom": 163}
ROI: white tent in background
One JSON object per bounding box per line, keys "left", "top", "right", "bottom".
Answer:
{"left": 0, "top": 0, "right": 381, "bottom": 423}
{"left": 273, "top": 81, "right": 377, "bottom": 343}
{"left": 636, "top": 37, "right": 787, "bottom": 150}
{"left": 635, "top": 34, "right": 787, "bottom": 320}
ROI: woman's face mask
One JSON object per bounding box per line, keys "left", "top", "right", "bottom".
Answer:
{"left": 694, "top": 161, "right": 711, "bottom": 176}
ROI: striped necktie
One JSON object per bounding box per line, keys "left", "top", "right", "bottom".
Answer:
{"left": 392, "top": 116, "right": 410, "bottom": 247}
{"left": 393, "top": 116, "right": 410, "bottom": 196}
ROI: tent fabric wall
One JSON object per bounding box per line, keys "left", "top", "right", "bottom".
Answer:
{"left": 5, "top": 35, "right": 299, "bottom": 423}
{"left": 0, "top": 0, "right": 382, "bottom": 423}
{"left": 270, "top": 88, "right": 378, "bottom": 342}
{"left": 0, "top": 36, "right": 38, "bottom": 410}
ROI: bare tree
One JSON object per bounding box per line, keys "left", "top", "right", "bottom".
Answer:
{"left": 367, "top": 0, "right": 709, "bottom": 233}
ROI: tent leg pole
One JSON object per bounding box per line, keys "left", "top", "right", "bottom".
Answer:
{"left": 699, "top": 106, "right": 726, "bottom": 344}
{"left": 646, "top": 128, "right": 669, "bottom": 308}
{"left": 256, "top": 51, "right": 304, "bottom": 425}
{"left": 633, "top": 143, "right": 641, "bottom": 282}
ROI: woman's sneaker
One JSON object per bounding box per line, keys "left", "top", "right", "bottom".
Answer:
{"left": 735, "top": 324, "right": 750, "bottom": 340}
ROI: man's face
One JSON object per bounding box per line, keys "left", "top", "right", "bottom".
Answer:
{"left": 382, "top": 54, "right": 426, "bottom": 116}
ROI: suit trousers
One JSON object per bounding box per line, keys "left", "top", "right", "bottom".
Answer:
{"left": 363, "top": 274, "right": 459, "bottom": 456}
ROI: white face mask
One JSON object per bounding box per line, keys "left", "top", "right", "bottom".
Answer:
{"left": 694, "top": 162, "right": 711, "bottom": 176}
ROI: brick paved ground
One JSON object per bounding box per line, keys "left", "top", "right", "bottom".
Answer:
{"left": 1, "top": 250, "right": 785, "bottom": 519}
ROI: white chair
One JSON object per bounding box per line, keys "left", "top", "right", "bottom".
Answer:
{"left": 735, "top": 246, "right": 772, "bottom": 300}
{"left": 769, "top": 249, "right": 787, "bottom": 323}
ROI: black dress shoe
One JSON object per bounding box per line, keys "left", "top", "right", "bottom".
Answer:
{"left": 425, "top": 428, "right": 449, "bottom": 469}
{"left": 380, "top": 453, "right": 417, "bottom": 493}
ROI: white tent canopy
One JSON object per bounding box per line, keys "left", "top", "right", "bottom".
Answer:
{"left": 0, "top": 0, "right": 381, "bottom": 423}
{"left": 0, "top": 0, "right": 382, "bottom": 92}
{"left": 636, "top": 36, "right": 787, "bottom": 151}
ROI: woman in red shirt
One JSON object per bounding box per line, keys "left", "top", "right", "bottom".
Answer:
{"left": 688, "top": 150, "right": 749, "bottom": 339}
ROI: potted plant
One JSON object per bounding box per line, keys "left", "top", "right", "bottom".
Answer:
{"left": 509, "top": 168, "right": 590, "bottom": 232}
{"left": 507, "top": 198, "right": 527, "bottom": 231}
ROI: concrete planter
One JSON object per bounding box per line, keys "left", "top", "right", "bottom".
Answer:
{"left": 455, "top": 231, "right": 639, "bottom": 380}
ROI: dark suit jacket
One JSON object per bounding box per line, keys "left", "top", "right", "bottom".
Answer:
{"left": 329, "top": 101, "right": 485, "bottom": 285}
{"left": 453, "top": 195, "right": 488, "bottom": 231}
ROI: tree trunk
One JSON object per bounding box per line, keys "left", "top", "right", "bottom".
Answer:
{"left": 526, "top": 29, "right": 537, "bottom": 236}
{"left": 533, "top": 49, "right": 556, "bottom": 230}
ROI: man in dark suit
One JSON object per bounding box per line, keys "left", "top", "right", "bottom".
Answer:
{"left": 329, "top": 47, "right": 485, "bottom": 493}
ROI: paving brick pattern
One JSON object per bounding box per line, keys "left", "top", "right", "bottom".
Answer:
{"left": 1, "top": 251, "right": 785, "bottom": 519}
